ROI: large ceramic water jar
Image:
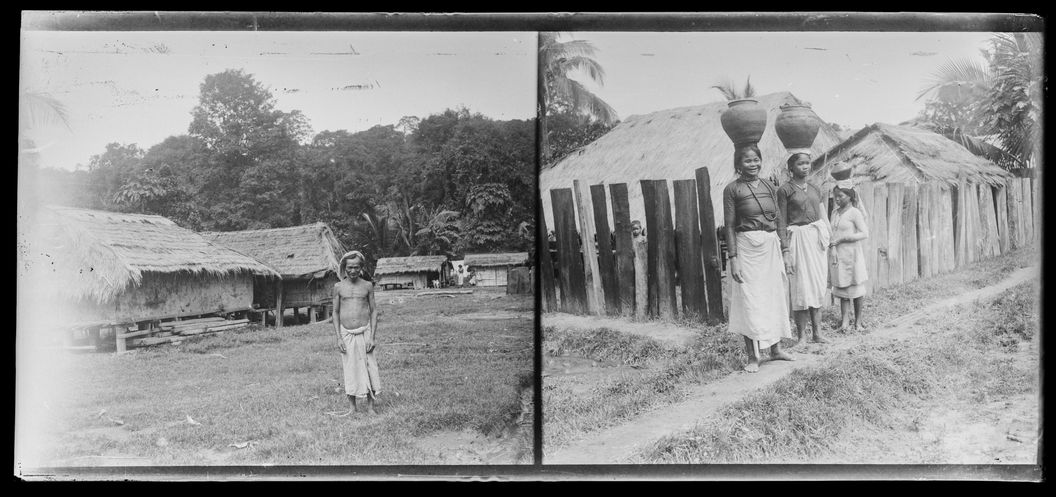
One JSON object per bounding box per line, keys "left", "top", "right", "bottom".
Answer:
{"left": 720, "top": 98, "right": 767, "bottom": 147}
{"left": 775, "top": 103, "right": 822, "bottom": 150}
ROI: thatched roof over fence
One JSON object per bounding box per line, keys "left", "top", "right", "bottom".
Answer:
{"left": 27, "top": 206, "right": 280, "bottom": 304}
{"left": 539, "top": 91, "right": 844, "bottom": 232}
{"left": 202, "top": 222, "right": 346, "bottom": 279}
{"left": 373, "top": 255, "right": 448, "bottom": 275}
{"left": 810, "top": 123, "right": 1013, "bottom": 189}
{"left": 464, "top": 252, "right": 529, "bottom": 267}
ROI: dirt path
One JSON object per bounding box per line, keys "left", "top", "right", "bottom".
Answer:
{"left": 545, "top": 266, "right": 1039, "bottom": 464}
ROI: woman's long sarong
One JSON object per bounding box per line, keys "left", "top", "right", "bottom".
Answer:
{"left": 728, "top": 230, "right": 792, "bottom": 349}
{"left": 788, "top": 219, "right": 831, "bottom": 310}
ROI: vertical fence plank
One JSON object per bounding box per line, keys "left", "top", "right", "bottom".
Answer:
{"left": 673, "top": 179, "right": 707, "bottom": 320}
{"left": 996, "top": 184, "right": 1009, "bottom": 255}
{"left": 1022, "top": 177, "right": 1034, "bottom": 244}
{"left": 1032, "top": 176, "right": 1040, "bottom": 244}
{"left": 641, "top": 180, "right": 678, "bottom": 320}
{"left": 902, "top": 183, "right": 918, "bottom": 282}
{"left": 886, "top": 183, "right": 904, "bottom": 287}
{"left": 971, "top": 183, "right": 984, "bottom": 261}
{"left": 1006, "top": 178, "right": 1020, "bottom": 250}
{"left": 953, "top": 180, "right": 967, "bottom": 267}
{"left": 538, "top": 197, "right": 557, "bottom": 312}
{"left": 940, "top": 187, "right": 957, "bottom": 273}
{"left": 694, "top": 167, "right": 724, "bottom": 321}
{"left": 917, "top": 184, "right": 933, "bottom": 278}
{"left": 550, "top": 188, "right": 586, "bottom": 314}
{"left": 590, "top": 184, "right": 619, "bottom": 314}
{"left": 573, "top": 180, "right": 604, "bottom": 315}
{"left": 609, "top": 183, "right": 636, "bottom": 317}
{"left": 873, "top": 184, "right": 889, "bottom": 290}
{"left": 858, "top": 182, "right": 876, "bottom": 293}
{"left": 980, "top": 184, "right": 1000, "bottom": 258}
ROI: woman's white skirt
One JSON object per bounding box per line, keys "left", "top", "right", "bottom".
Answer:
{"left": 788, "top": 220, "right": 831, "bottom": 310}
{"left": 728, "top": 230, "right": 792, "bottom": 349}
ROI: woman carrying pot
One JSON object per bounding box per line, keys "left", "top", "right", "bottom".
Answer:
{"left": 828, "top": 170, "right": 869, "bottom": 332}
{"left": 777, "top": 150, "right": 831, "bottom": 345}
{"left": 723, "top": 143, "right": 795, "bottom": 373}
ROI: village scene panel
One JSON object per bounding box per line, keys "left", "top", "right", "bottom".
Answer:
{"left": 17, "top": 25, "right": 537, "bottom": 468}
{"left": 538, "top": 29, "right": 1041, "bottom": 467}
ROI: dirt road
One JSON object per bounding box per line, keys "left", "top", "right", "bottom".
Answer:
{"left": 545, "top": 266, "right": 1039, "bottom": 464}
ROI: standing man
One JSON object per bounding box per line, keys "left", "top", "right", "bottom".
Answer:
{"left": 333, "top": 250, "right": 381, "bottom": 415}
{"left": 777, "top": 152, "right": 830, "bottom": 345}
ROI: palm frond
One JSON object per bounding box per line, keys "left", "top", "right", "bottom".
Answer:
{"left": 556, "top": 56, "right": 607, "bottom": 86}
{"left": 916, "top": 57, "right": 991, "bottom": 102}
{"left": 19, "top": 91, "right": 72, "bottom": 131}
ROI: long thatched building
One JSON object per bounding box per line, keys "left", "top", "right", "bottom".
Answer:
{"left": 203, "top": 223, "right": 346, "bottom": 324}
{"left": 464, "top": 252, "right": 529, "bottom": 287}
{"left": 21, "top": 206, "right": 280, "bottom": 349}
{"left": 810, "top": 122, "right": 1013, "bottom": 189}
{"left": 539, "top": 91, "right": 845, "bottom": 231}
{"left": 373, "top": 255, "right": 448, "bottom": 290}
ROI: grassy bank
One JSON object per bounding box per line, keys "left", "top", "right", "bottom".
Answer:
{"left": 24, "top": 288, "right": 534, "bottom": 465}
{"left": 643, "top": 279, "right": 1039, "bottom": 463}
{"left": 542, "top": 247, "right": 1038, "bottom": 452}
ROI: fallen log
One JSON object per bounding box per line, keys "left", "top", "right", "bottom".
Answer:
{"left": 128, "top": 335, "right": 184, "bottom": 347}
{"left": 163, "top": 316, "right": 227, "bottom": 326}
{"left": 169, "top": 319, "right": 248, "bottom": 333}
{"left": 117, "top": 329, "right": 158, "bottom": 340}
{"left": 416, "top": 290, "right": 473, "bottom": 297}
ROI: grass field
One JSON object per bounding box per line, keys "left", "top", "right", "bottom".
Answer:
{"left": 644, "top": 278, "right": 1039, "bottom": 463}
{"left": 542, "top": 246, "right": 1038, "bottom": 452}
{"left": 19, "top": 286, "right": 534, "bottom": 466}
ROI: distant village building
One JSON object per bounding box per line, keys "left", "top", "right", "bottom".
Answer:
{"left": 463, "top": 252, "right": 529, "bottom": 287}
{"left": 203, "top": 222, "right": 346, "bottom": 324}
{"left": 21, "top": 206, "right": 280, "bottom": 351}
{"left": 373, "top": 255, "right": 448, "bottom": 290}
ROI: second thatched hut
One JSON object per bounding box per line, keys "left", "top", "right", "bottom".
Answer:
{"left": 203, "top": 222, "right": 346, "bottom": 325}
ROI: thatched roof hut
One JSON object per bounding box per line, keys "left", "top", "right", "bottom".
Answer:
{"left": 23, "top": 206, "right": 279, "bottom": 328}
{"left": 374, "top": 256, "right": 449, "bottom": 276}
{"left": 539, "top": 91, "right": 845, "bottom": 231}
{"left": 464, "top": 252, "right": 529, "bottom": 287}
{"left": 464, "top": 252, "right": 529, "bottom": 268}
{"left": 374, "top": 255, "right": 448, "bottom": 289}
{"left": 202, "top": 223, "right": 346, "bottom": 279}
{"left": 810, "top": 123, "right": 1013, "bottom": 189}
{"left": 202, "top": 223, "right": 347, "bottom": 312}
{"left": 32, "top": 206, "right": 279, "bottom": 304}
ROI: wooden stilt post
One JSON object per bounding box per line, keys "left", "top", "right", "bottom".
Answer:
{"left": 275, "top": 281, "right": 284, "bottom": 329}
{"left": 115, "top": 326, "right": 126, "bottom": 353}
{"left": 309, "top": 305, "right": 317, "bottom": 323}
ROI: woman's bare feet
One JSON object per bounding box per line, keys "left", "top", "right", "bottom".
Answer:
{"left": 769, "top": 350, "right": 796, "bottom": 362}
{"left": 743, "top": 360, "right": 760, "bottom": 373}
{"left": 811, "top": 334, "right": 830, "bottom": 344}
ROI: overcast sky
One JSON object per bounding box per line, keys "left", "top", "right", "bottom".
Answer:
{"left": 19, "top": 30, "right": 537, "bottom": 171}
{"left": 565, "top": 31, "right": 995, "bottom": 128}
{"left": 21, "top": 28, "right": 1000, "bottom": 172}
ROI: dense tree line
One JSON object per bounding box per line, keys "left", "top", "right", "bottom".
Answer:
{"left": 30, "top": 69, "right": 537, "bottom": 264}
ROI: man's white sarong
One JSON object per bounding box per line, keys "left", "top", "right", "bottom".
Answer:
{"left": 788, "top": 219, "right": 831, "bottom": 310}
{"left": 341, "top": 325, "right": 381, "bottom": 398}
{"left": 728, "top": 231, "right": 792, "bottom": 349}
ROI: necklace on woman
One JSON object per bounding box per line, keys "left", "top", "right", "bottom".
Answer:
{"left": 745, "top": 177, "right": 777, "bottom": 222}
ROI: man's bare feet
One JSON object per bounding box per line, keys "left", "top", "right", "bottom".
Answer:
{"left": 812, "top": 335, "right": 830, "bottom": 344}
{"left": 743, "top": 361, "right": 760, "bottom": 373}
